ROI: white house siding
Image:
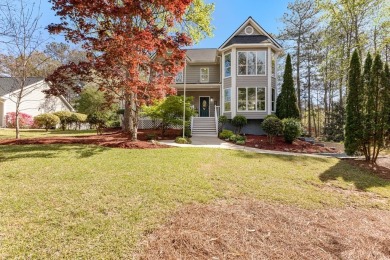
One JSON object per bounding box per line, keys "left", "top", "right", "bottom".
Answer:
{"left": 1, "top": 81, "right": 72, "bottom": 127}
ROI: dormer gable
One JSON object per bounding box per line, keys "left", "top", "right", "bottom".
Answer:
{"left": 219, "top": 17, "right": 282, "bottom": 51}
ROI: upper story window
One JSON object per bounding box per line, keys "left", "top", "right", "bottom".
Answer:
{"left": 224, "top": 53, "right": 231, "bottom": 78}
{"left": 237, "top": 51, "right": 266, "bottom": 76}
{"left": 175, "top": 70, "right": 183, "bottom": 83}
{"left": 200, "top": 67, "right": 209, "bottom": 83}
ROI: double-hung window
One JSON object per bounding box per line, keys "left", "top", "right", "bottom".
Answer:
{"left": 200, "top": 67, "right": 209, "bottom": 83}
{"left": 271, "top": 87, "right": 276, "bottom": 112}
{"left": 224, "top": 53, "right": 231, "bottom": 78}
{"left": 237, "top": 87, "right": 266, "bottom": 111}
{"left": 237, "top": 51, "right": 266, "bottom": 76}
{"left": 175, "top": 70, "right": 183, "bottom": 83}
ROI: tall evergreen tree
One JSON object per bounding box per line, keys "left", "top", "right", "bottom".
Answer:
{"left": 345, "top": 50, "right": 363, "bottom": 155}
{"left": 276, "top": 54, "right": 300, "bottom": 119}
{"left": 362, "top": 53, "right": 373, "bottom": 159}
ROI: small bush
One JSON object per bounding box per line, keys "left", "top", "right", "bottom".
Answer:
{"left": 262, "top": 116, "right": 283, "bottom": 144}
{"left": 282, "top": 118, "right": 302, "bottom": 144}
{"left": 5, "top": 112, "right": 33, "bottom": 128}
{"left": 175, "top": 137, "right": 191, "bottom": 144}
{"left": 53, "top": 111, "right": 73, "bottom": 131}
{"left": 87, "top": 113, "right": 107, "bottom": 135}
{"left": 70, "top": 113, "right": 87, "bottom": 130}
{"left": 34, "top": 113, "right": 60, "bottom": 131}
{"left": 231, "top": 115, "right": 247, "bottom": 134}
{"left": 218, "top": 115, "right": 228, "bottom": 131}
{"left": 219, "top": 129, "right": 234, "bottom": 139}
{"left": 264, "top": 114, "right": 278, "bottom": 120}
{"left": 236, "top": 140, "right": 245, "bottom": 145}
{"left": 235, "top": 135, "right": 246, "bottom": 142}
{"left": 229, "top": 134, "right": 237, "bottom": 142}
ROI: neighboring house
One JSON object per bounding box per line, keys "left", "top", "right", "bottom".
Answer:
{"left": 0, "top": 77, "right": 74, "bottom": 127}
{"left": 172, "top": 17, "right": 282, "bottom": 135}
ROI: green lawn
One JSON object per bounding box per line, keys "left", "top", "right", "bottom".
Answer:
{"left": 0, "top": 128, "right": 96, "bottom": 139}
{"left": 0, "top": 145, "right": 389, "bottom": 258}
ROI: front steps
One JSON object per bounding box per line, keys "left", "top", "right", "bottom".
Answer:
{"left": 191, "top": 117, "right": 217, "bottom": 136}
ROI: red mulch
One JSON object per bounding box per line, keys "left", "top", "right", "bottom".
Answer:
{"left": 244, "top": 135, "right": 340, "bottom": 154}
{"left": 0, "top": 129, "right": 181, "bottom": 149}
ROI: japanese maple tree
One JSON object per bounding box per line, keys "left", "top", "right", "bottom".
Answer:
{"left": 46, "top": 0, "right": 213, "bottom": 140}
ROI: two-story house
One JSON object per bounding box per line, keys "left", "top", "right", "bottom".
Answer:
{"left": 173, "top": 17, "right": 282, "bottom": 136}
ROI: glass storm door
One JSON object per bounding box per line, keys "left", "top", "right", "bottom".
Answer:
{"left": 199, "top": 97, "right": 210, "bottom": 117}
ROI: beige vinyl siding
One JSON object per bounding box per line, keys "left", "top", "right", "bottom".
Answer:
{"left": 237, "top": 112, "right": 268, "bottom": 119}
{"left": 272, "top": 78, "right": 276, "bottom": 88}
{"left": 237, "top": 76, "right": 268, "bottom": 87}
{"left": 185, "top": 64, "right": 220, "bottom": 84}
{"left": 223, "top": 112, "right": 232, "bottom": 119}
{"left": 223, "top": 77, "right": 232, "bottom": 89}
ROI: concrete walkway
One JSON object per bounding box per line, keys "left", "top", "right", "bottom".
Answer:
{"left": 159, "top": 136, "right": 337, "bottom": 158}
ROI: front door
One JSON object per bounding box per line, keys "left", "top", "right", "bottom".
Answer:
{"left": 199, "top": 97, "right": 210, "bottom": 117}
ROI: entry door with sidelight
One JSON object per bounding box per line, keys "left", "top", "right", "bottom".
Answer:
{"left": 199, "top": 97, "right": 210, "bottom": 117}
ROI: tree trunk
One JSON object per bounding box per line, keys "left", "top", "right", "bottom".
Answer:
{"left": 123, "top": 93, "right": 131, "bottom": 133}
{"left": 297, "top": 33, "right": 301, "bottom": 118}
{"left": 129, "top": 92, "right": 138, "bottom": 141}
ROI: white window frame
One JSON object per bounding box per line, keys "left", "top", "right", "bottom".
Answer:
{"left": 224, "top": 53, "right": 231, "bottom": 78}
{"left": 271, "top": 87, "right": 276, "bottom": 112}
{"left": 175, "top": 70, "right": 183, "bottom": 83}
{"left": 224, "top": 88, "right": 231, "bottom": 112}
{"left": 200, "top": 67, "right": 209, "bottom": 83}
{"left": 237, "top": 51, "right": 267, "bottom": 76}
{"left": 237, "top": 87, "right": 267, "bottom": 112}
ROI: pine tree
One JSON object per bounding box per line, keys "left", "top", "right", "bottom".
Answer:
{"left": 345, "top": 50, "right": 363, "bottom": 155}
{"left": 276, "top": 54, "right": 300, "bottom": 119}
{"left": 362, "top": 53, "right": 373, "bottom": 160}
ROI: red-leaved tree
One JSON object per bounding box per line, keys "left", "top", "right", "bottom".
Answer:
{"left": 45, "top": 0, "right": 210, "bottom": 140}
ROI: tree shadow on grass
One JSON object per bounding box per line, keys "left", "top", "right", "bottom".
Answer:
{"left": 231, "top": 150, "right": 330, "bottom": 163}
{"left": 319, "top": 160, "right": 390, "bottom": 191}
{"left": 0, "top": 144, "right": 108, "bottom": 162}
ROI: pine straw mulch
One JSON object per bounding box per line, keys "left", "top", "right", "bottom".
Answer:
{"left": 244, "top": 135, "right": 340, "bottom": 154}
{"left": 139, "top": 199, "right": 390, "bottom": 260}
{"left": 0, "top": 129, "right": 181, "bottom": 149}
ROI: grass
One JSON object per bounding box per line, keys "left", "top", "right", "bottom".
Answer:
{"left": 0, "top": 128, "right": 96, "bottom": 139}
{"left": 0, "top": 145, "right": 389, "bottom": 258}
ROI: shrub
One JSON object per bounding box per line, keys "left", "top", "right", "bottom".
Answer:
{"left": 219, "top": 129, "right": 234, "bottom": 139}
{"left": 218, "top": 115, "right": 228, "bottom": 131}
{"left": 53, "top": 111, "right": 73, "bottom": 131}
{"left": 262, "top": 116, "right": 283, "bottom": 144}
{"left": 70, "top": 113, "right": 87, "bottom": 130}
{"left": 175, "top": 137, "right": 191, "bottom": 144}
{"left": 5, "top": 112, "right": 33, "bottom": 128}
{"left": 282, "top": 118, "right": 302, "bottom": 144}
{"left": 34, "top": 113, "right": 60, "bottom": 131}
{"left": 229, "top": 134, "right": 237, "bottom": 142}
{"left": 264, "top": 114, "right": 278, "bottom": 120}
{"left": 236, "top": 140, "right": 245, "bottom": 145}
{"left": 235, "top": 135, "right": 246, "bottom": 142}
{"left": 87, "top": 113, "right": 108, "bottom": 135}
{"left": 231, "top": 115, "right": 247, "bottom": 134}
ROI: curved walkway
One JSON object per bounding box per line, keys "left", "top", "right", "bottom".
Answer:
{"left": 159, "top": 136, "right": 341, "bottom": 158}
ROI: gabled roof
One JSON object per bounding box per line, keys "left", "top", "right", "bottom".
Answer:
{"left": 0, "top": 77, "right": 44, "bottom": 96}
{"left": 219, "top": 17, "right": 282, "bottom": 50}
{"left": 185, "top": 48, "right": 218, "bottom": 63}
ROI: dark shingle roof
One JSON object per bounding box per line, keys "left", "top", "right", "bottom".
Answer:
{"left": 185, "top": 49, "right": 218, "bottom": 63}
{"left": 224, "top": 35, "right": 270, "bottom": 48}
{"left": 0, "top": 77, "right": 44, "bottom": 96}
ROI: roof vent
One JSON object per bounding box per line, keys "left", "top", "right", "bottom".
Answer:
{"left": 245, "top": 26, "right": 254, "bottom": 35}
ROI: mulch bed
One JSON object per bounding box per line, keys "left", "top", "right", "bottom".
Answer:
{"left": 244, "top": 135, "right": 340, "bottom": 154}
{"left": 0, "top": 129, "right": 181, "bottom": 149}
{"left": 139, "top": 199, "right": 390, "bottom": 259}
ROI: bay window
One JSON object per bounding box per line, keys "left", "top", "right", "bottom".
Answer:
{"left": 224, "top": 88, "right": 231, "bottom": 112}
{"left": 237, "top": 87, "right": 266, "bottom": 111}
{"left": 237, "top": 51, "right": 266, "bottom": 76}
{"left": 224, "top": 53, "right": 231, "bottom": 78}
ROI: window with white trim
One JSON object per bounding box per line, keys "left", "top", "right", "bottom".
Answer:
{"left": 200, "top": 67, "right": 209, "bottom": 83}
{"left": 175, "top": 70, "right": 183, "bottom": 83}
{"left": 237, "top": 51, "right": 266, "bottom": 76}
{"left": 272, "top": 87, "right": 276, "bottom": 112}
{"left": 224, "top": 88, "right": 231, "bottom": 112}
{"left": 237, "top": 87, "right": 266, "bottom": 111}
{"left": 224, "top": 53, "right": 231, "bottom": 78}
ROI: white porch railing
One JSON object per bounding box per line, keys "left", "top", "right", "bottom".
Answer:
{"left": 214, "top": 105, "right": 220, "bottom": 134}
